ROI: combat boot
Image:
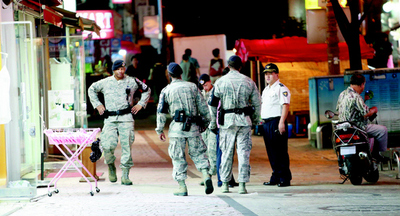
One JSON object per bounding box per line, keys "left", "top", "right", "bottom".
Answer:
{"left": 221, "top": 182, "right": 229, "bottom": 193}
{"left": 121, "top": 168, "right": 133, "bottom": 185}
{"left": 173, "top": 180, "right": 188, "bottom": 196}
{"left": 238, "top": 182, "right": 247, "bottom": 194}
{"left": 201, "top": 168, "right": 214, "bottom": 195}
{"left": 108, "top": 163, "right": 117, "bottom": 183}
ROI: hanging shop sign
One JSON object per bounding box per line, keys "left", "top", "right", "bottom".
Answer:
{"left": 49, "top": 37, "right": 67, "bottom": 58}
{"left": 111, "top": 38, "right": 121, "bottom": 53}
{"left": 112, "top": 0, "right": 131, "bottom": 4}
{"left": 77, "top": 10, "right": 119, "bottom": 40}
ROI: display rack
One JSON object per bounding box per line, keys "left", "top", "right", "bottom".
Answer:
{"left": 44, "top": 128, "right": 101, "bottom": 196}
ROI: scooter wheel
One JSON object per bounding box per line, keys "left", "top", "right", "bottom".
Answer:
{"left": 364, "top": 168, "right": 379, "bottom": 183}
{"left": 345, "top": 158, "right": 363, "bottom": 185}
{"left": 349, "top": 174, "right": 363, "bottom": 185}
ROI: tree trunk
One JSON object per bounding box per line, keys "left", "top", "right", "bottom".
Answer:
{"left": 331, "top": 0, "right": 363, "bottom": 70}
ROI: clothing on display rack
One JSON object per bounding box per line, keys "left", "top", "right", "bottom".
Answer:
{"left": 0, "top": 52, "right": 11, "bottom": 124}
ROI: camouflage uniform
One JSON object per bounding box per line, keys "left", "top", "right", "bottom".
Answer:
{"left": 208, "top": 70, "right": 261, "bottom": 183}
{"left": 336, "top": 86, "right": 387, "bottom": 152}
{"left": 201, "top": 89, "right": 217, "bottom": 175}
{"left": 88, "top": 76, "right": 150, "bottom": 169}
{"left": 156, "top": 79, "right": 211, "bottom": 181}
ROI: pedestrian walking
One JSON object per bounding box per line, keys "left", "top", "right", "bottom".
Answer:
{"left": 156, "top": 62, "right": 213, "bottom": 196}
{"left": 261, "top": 63, "right": 292, "bottom": 187}
{"left": 88, "top": 60, "right": 151, "bottom": 185}
{"left": 209, "top": 48, "right": 224, "bottom": 84}
{"left": 208, "top": 55, "right": 261, "bottom": 194}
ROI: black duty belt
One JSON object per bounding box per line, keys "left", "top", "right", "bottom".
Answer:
{"left": 104, "top": 107, "right": 131, "bottom": 117}
{"left": 224, "top": 108, "right": 246, "bottom": 114}
{"left": 263, "top": 116, "right": 280, "bottom": 123}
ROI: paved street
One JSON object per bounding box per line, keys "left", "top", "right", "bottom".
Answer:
{"left": 1, "top": 112, "right": 400, "bottom": 216}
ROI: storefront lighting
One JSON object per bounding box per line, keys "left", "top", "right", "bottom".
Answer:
{"left": 118, "top": 49, "right": 127, "bottom": 56}
{"left": 383, "top": 1, "right": 393, "bottom": 13}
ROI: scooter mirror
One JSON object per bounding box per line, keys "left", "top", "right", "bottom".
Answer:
{"left": 325, "top": 110, "right": 335, "bottom": 119}
{"left": 365, "top": 90, "right": 374, "bottom": 100}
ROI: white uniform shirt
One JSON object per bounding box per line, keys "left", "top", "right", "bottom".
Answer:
{"left": 261, "top": 79, "right": 290, "bottom": 119}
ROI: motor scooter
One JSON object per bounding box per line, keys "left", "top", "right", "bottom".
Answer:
{"left": 325, "top": 110, "right": 379, "bottom": 185}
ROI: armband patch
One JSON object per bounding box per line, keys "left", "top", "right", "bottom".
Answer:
{"left": 157, "top": 93, "right": 169, "bottom": 113}
{"left": 283, "top": 91, "right": 288, "bottom": 97}
{"left": 208, "top": 88, "right": 220, "bottom": 107}
{"left": 135, "top": 78, "right": 149, "bottom": 92}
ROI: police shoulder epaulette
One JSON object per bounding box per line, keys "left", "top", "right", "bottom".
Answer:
{"left": 279, "top": 83, "right": 284, "bottom": 87}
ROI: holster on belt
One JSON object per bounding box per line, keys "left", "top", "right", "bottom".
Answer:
{"left": 173, "top": 110, "right": 205, "bottom": 132}
{"left": 218, "top": 109, "right": 225, "bottom": 126}
{"left": 219, "top": 106, "right": 255, "bottom": 126}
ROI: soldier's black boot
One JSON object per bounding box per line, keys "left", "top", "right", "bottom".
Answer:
{"left": 201, "top": 168, "right": 214, "bottom": 195}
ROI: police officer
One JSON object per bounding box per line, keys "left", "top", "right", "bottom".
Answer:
{"left": 208, "top": 55, "right": 261, "bottom": 194}
{"left": 156, "top": 63, "right": 213, "bottom": 196}
{"left": 261, "top": 63, "right": 292, "bottom": 187}
{"left": 88, "top": 59, "right": 151, "bottom": 185}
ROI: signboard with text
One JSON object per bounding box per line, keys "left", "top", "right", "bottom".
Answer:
{"left": 77, "top": 10, "right": 116, "bottom": 39}
{"left": 112, "top": 0, "right": 131, "bottom": 4}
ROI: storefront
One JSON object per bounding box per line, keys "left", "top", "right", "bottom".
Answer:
{"left": 0, "top": 0, "right": 99, "bottom": 198}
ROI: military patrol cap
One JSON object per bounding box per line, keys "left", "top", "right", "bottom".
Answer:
{"left": 167, "top": 62, "right": 183, "bottom": 76}
{"left": 263, "top": 63, "right": 279, "bottom": 73}
{"left": 199, "top": 74, "right": 210, "bottom": 85}
{"left": 112, "top": 60, "right": 126, "bottom": 71}
{"left": 228, "top": 55, "right": 242, "bottom": 68}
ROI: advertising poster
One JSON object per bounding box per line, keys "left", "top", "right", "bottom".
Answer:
{"left": 48, "top": 90, "right": 75, "bottom": 128}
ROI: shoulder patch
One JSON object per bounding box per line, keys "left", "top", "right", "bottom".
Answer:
{"left": 283, "top": 91, "right": 288, "bottom": 97}
{"left": 135, "top": 78, "right": 148, "bottom": 91}
{"left": 279, "top": 83, "right": 284, "bottom": 87}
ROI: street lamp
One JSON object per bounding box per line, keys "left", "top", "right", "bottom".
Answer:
{"left": 166, "top": 24, "right": 173, "bottom": 34}
{"left": 165, "top": 23, "right": 174, "bottom": 63}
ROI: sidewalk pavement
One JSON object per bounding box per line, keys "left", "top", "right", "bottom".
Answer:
{"left": 1, "top": 127, "right": 400, "bottom": 216}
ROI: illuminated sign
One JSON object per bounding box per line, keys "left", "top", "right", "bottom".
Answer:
{"left": 112, "top": 0, "right": 131, "bottom": 4}
{"left": 77, "top": 10, "right": 116, "bottom": 39}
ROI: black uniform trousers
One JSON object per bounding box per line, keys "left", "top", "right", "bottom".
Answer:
{"left": 262, "top": 117, "right": 292, "bottom": 183}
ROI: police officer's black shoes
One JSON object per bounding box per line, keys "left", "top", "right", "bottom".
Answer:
{"left": 263, "top": 181, "right": 277, "bottom": 186}
{"left": 277, "top": 181, "right": 290, "bottom": 187}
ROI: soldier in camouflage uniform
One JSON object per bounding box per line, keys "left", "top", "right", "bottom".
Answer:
{"left": 199, "top": 72, "right": 239, "bottom": 188}
{"left": 156, "top": 62, "right": 213, "bottom": 196}
{"left": 88, "top": 60, "right": 151, "bottom": 185}
{"left": 208, "top": 55, "right": 261, "bottom": 194}
{"left": 198, "top": 74, "right": 217, "bottom": 179}
{"left": 336, "top": 74, "right": 388, "bottom": 161}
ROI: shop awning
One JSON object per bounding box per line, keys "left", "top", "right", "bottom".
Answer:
{"left": 235, "top": 35, "right": 375, "bottom": 63}
{"left": 50, "top": 6, "right": 101, "bottom": 36}
{"left": 15, "top": 0, "right": 100, "bottom": 34}
{"left": 17, "top": 0, "right": 63, "bottom": 27}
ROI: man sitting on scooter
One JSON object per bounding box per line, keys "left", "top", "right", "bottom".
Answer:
{"left": 336, "top": 74, "right": 388, "bottom": 162}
